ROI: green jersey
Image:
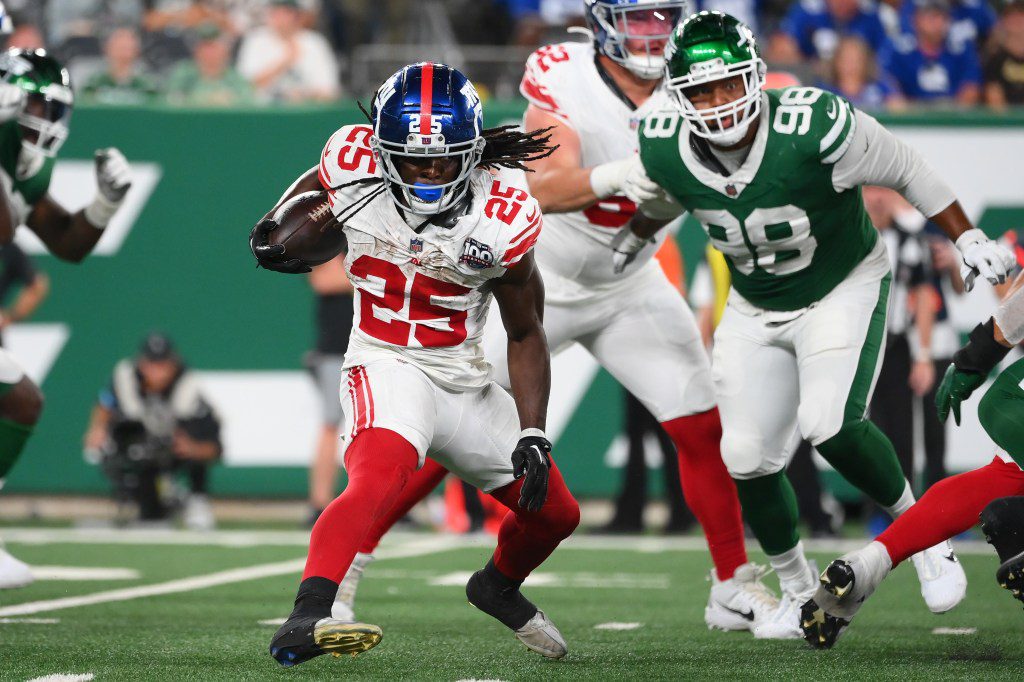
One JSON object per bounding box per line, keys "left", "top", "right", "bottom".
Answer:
{"left": 639, "top": 87, "right": 878, "bottom": 312}
{"left": 0, "top": 120, "right": 54, "bottom": 221}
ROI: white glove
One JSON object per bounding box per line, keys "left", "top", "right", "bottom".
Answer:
{"left": 85, "top": 148, "right": 133, "bottom": 228}
{"left": 589, "top": 156, "right": 636, "bottom": 199}
{"left": 955, "top": 228, "right": 1016, "bottom": 292}
{"left": 620, "top": 155, "right": 665, "bottom": 206}
{"left": 610, "top": 227, "right": 651, "bottom": 275}
{"left": 0, "top": 81, "right": 25, "bottom": 124}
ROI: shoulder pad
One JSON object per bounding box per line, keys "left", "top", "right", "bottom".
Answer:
{"left": 319, "top": 124, "right": 379, "bottom": 197}
{"left": 520, "top": 43, "right": 577, "bottom": 123}
{"left": 480, "top": 172, "right": 542, "bottom": 269}
{"left": 772, "top": 87, "right": 857, "bottom": 165}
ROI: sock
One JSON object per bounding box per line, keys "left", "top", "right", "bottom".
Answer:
{"left": 734, "top": 470, "right": 800, "bottom": 556}
{"left": 816, "top": 420, "right": 906, "bottom": 508}
{"left": 302, "top": 428, "right": 418, "bottom": 583}
{"left": 487, "top": 459, "right": 580, "bottom": 581}
{"left": 878, "top": 457, "right": 1024, "bottom": 566}
{"left": 884, "top": 480, "right": 916, "bottom": 518}
{"left": 358, "top": 457, "right": 448, "bottom": 554}
{"left": 661, "top": 409, "right": 747, "bottom": 581}
{"left": 290, "top": 576, "right": 340, "bottom": 619}
{"left": 768, "top": 540, "right": 814, "bottom": 594}
{"left": 0, "top": 418, "right": 34, "bottom": 479}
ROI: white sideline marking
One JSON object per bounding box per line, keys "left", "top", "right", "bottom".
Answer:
{"left": 30, "top": 566, "right": 140, "bottom": 581}
{"left": 0, "top": 617, "right": 59, "bottom": 624}
{"left": 0, "top": 527, "right": 1000, "bottom": 556}
{"left": 932, "top": 627, "right": 977, "bottom": 636}
{"left": 258, "top": 618, "right": 287, "bottom": 626}
{"left": 0, "top": 537, "right": 463, "bottom": 617}
{"left": 594, "top": 622, "right": 643, "bottom": 631}
{"left": 430, "top": 571, "right": 669, "bottom": 590}
{"left": 26, "top": 675, "right": 94, "bottom": 682}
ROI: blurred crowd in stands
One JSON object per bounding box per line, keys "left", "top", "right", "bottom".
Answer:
{"left": 3, "top": 0, "right": 1023, "bottom": 108}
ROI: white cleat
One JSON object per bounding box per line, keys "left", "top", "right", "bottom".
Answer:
{"left": 0, "top": 542, "right": 33, "bottom": 589}
{"left": 754, "top": 562, "right": 818, "bottom": 640}
{"left": 910, "top": 540, "right": 967, "bottom": 614}
{"left": 332, "top": 552, "right": 374, "bottom": 621}
{"left": 705, "top": 563, "right": 779, "bottom": 633}
{"left": 182, "top": 494, "right": 216, "bottom": 531}
{"left": 514, "top": 609, "right": 567, "bottom": 659}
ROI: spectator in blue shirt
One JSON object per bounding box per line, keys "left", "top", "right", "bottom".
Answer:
{"left": 769, "top": 0, "right": 889, "bottom": 64}
{"left": 879, "top": 0, "right": 982, "bottom": 104}
{"left": 896, "top": 0, "right": 996, "bottom": 51}
{"left": 821, "top": 35, "right": 907, "bottom": 110}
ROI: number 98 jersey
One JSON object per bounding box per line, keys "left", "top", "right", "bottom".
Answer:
{"left": 639, "top": 87, "right": 878, "bottom": 312}
{"left": 319, "top": 124, "right": 543, "bottom": 391}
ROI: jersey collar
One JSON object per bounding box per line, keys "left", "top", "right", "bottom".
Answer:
{"left": 676, "top": 93, "right": 770, "bottom": 200}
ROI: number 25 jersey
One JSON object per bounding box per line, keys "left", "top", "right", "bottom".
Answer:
{"left": 318, "top": 124, "right": 543, "bottom": 391}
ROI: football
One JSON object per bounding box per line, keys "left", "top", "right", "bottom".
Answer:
{"left": 268, "top": 190, "right": 345, "bottom": 266}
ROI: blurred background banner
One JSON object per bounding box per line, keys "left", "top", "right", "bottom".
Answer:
{"left": 3, "top": 102, "right": 1023, "bottom": 499}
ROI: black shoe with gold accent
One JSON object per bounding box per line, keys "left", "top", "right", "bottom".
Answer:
{"left": 269, "top": 615, "right": 382, "bottom": 667}
{"left": 981, "top": 497, "right": 1024, "bottom": 607}
{"left": 269, "top": 576, "right": 382, "bottom": 667}
{"left": 800, "top": 560, "right": 856, "bottom": 650}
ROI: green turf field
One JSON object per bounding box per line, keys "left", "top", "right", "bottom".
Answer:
{"left": 0, "top": 529, "right": 1021, "bottom": 681}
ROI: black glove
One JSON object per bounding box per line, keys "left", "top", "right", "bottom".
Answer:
{"left": 249, "top": 217, "right": 311, "bottom": 274}
{"left": 511, "top": 433, "right": 552, "bottom": 512}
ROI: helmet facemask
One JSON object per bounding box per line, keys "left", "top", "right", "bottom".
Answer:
{"left": 371, "top": 132, "right": 484, "bottom": 216}
{"left": 667, "top": 57, "right": 765, "bottom": 146}
{"left": 589, "top": 2, "right": 689, "bottom": 80}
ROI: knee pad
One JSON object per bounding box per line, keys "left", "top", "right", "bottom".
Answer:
{"left": 720, "top": 430, "right": 783, "bottom": 479}
{"left": 981, "top": 495, "right": 1024, "bottom": 563}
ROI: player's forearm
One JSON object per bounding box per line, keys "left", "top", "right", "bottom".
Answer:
{"left": 26, "top": 198, "right": 105, "bottom": 263}
{"left": 9, "top": 275, "right": 48, "bottom": 322}
{"left": 527, "top": 165, "right": 599, "bottom": 214}
{"left": 506, "top": 329, "right": 550, "bottom": 432}
{"left": 927, "top": 202, "right": 976, "bottom": 242}
{"left": 268, "top": 167, "right": 321, "bottom": 218}
{"left": 912, "top": 284, "right": 936, "bottom": 359}
{"left": 629, "top": 212, "right": 672, "bottom": 239}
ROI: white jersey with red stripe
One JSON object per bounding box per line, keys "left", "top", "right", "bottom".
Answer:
{"left": 318, "top": 124, "right": 542, "bottom": 391}
{"left": 520, "top": 40, "right": 673, "bottom": 300}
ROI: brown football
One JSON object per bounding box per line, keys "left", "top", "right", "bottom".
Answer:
{"left": 268, "top": 191, "right": 345, "bottom": 266}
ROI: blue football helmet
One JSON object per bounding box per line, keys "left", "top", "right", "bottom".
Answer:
{"left": 370, "top": 62, "right": 485, "bottom": 216}
{"left": 584, "top": 0, "right": 692, "bottom": 80}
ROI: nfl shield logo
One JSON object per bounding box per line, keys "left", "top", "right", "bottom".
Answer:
{"left": 725, "top": 184, "right": 738, "bottom": 197}
{"left": 410, "top": 238, "right": 423, "bottom": 253}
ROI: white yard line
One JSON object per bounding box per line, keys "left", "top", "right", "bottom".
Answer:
{"left": 26, "top": 675, "right": 94, "bottom": 682}
{"left": 0, "top": 526, "right": 1000, "bottom": 556}
{"left": 30, "top": 566, "right": 140, "bottom": 581}
{"left": 0, "top": 536, "right": 464, "bottom": 618}
{"left": 594, "top": 622, "right": 644, "bottom": 631}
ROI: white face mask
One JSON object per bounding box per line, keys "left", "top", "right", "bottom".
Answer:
{"left": 666, "top": 58, "right": 766, "bottom": 146}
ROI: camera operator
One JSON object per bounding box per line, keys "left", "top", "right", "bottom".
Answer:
{"left": 83, "top": 332, "right": 222, "bottom": 530}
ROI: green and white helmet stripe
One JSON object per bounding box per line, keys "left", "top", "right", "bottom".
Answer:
{"left": 663, "top": 10, "right": 766, "bottom": 145}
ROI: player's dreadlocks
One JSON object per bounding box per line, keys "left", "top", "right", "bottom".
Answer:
{"left": 326, "top": 104, "right": 557, "bottom": 228}
{"left": 479, "top": 124, "right": 557, "bottom": 172}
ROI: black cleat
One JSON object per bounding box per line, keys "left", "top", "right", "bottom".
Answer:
{"left": 995, "top": 550, "right": 1024, "bottom": 606}
{"left": 800, "top": 560, "right": 857, "bottom": 650}
{"left": 981, "top": 497, "right": 1024, "bottom": 607}
{"left": 269, "top": 615, "right": 382, "bottom": 668}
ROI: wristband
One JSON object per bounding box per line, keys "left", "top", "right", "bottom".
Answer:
{"left": 952, "top": 319, "right": 1011, "bottom": 376}
{"left": 520, "top": 428, "right": 548, "bottom": 441}
{"left": 83, "top": 193, "right": 121, "bottom": 229}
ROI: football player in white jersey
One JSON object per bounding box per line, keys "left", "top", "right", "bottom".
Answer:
{"left": 331, "top": 0, "right": 778, "bottom": 635}
{"left": 251, "top": 63, "right": 580, "bottom": 667}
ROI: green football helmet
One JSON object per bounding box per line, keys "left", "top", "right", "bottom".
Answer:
{"left": 0, "top": 48, "right": 73, "bottom": 159}
{"left": 663, "top": 11, "right": 766, "bottom": 146}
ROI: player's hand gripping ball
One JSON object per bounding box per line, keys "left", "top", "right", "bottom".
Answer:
{"left": 511, "top": 433, "right": 553, "bottom": 512}
{"left": 250, "top": 191, "right": 344, "bottom": 274}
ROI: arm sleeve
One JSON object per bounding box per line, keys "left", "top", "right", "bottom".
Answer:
{"left": 831, "top": 109, "right": 956, "bottom": 218}
{"left": 995, "top": 281, "right": 1024, "bottom": 346}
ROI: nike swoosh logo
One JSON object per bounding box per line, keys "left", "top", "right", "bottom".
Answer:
{"left": 722, "top": 605, "right": 755, "bottom": 621}
{"left": 525, "top": 207, "right": 539, "bottom": 223}
{"left": 826, "top": 101, "right": 837, "bottom": 120}
{"left": 944, "top": 552, "right": 959, "bottom": 564}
